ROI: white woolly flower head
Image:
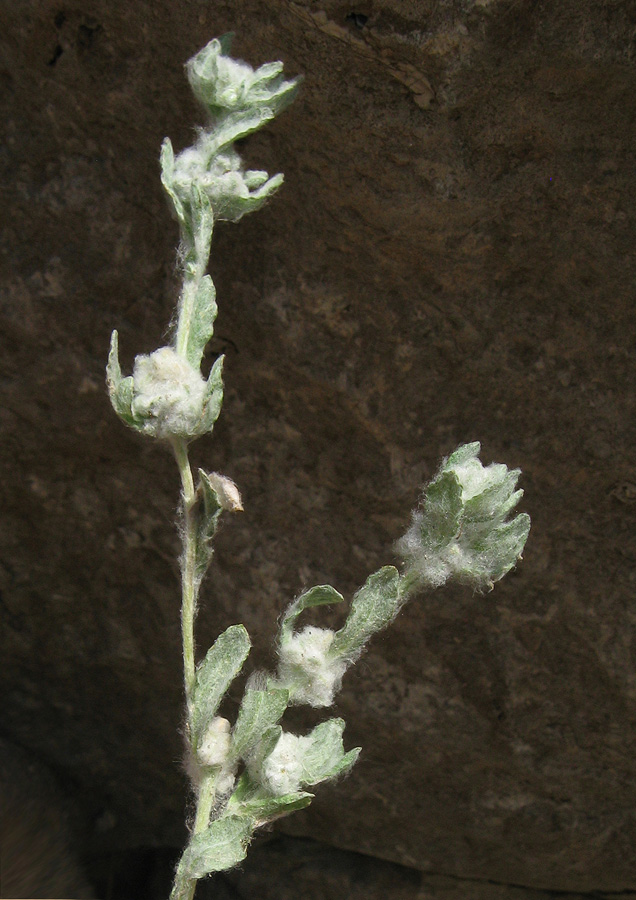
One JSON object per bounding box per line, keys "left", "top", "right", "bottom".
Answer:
{"left": 172, "top": 144, "right": 283, "bottom": 223}
{"left": 396, "top": 442, "right": 530, "bottom": 592}
{"left": 259, "top": 732, "right": 305, "bottom": 796}
{"left": 249, "top": 719, "right": 359, "bottom": 798}
{"left": 107, "top": 332, "right": 224, "bottom": 441}
{"left": 130, "top": 347, "right": 208, "bottom": 439}
{"left": 277, "top": 626, "right": 347, "bottom": 708}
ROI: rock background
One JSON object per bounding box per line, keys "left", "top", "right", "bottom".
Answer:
{"left": 2, "top": 0, "right": 636, "bottom": 897}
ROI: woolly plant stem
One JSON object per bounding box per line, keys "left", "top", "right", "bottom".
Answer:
{"left": 168, "top": 130, "right": 221, "bottom": 900}
{"left": 171, "top": 437, "right": 218, "bottom": 900}
{"left": 172, "top": 437, "right": 198, "bottom": 722}
{"left": 170, "top": 207, "right": 213, "bottom": 715}
{"left": 172, "top": 771, "right": 218, "bottom": 900}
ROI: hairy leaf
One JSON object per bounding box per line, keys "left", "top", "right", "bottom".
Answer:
{"left": 192, "top": 625, "right": 251, "bottom": 746}
{"left": 177, "top": 815, "right": 252, "bottom": 880}
{"left": 300, "top": 718, "right": 360, "bottom": 785}
{"left": 280, "top": 584, "right": 344, "bottom": 642}
{"left": 230, "top": 688, "right": 289, "bottom": 762}
{"left": 106, "top": 331, "right": 138, "bottom": 428}
{"left": 330, "top": 567, "right": 400, "bottom": 659}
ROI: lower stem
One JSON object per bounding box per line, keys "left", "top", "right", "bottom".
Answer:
{"left": 171, "top": 772, "right": 218, "bottom": 900}
{"left": 193, "top": 770, "right": 218, "bottom": 833}
{"left": 170, "top": 440, "right": 218, "bottom": 900}
{"left": 172, "top": 438, "right": 198, "bottom": 723}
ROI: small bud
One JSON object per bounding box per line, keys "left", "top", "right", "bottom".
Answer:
{"left": 206, "top": 472, "right": 243, "bottom": 512}
{"left": 197, "top": 716, "right": 232, "bottom": 767}
{"left": 215, "top": 768, "right": 237, "bottom": 798}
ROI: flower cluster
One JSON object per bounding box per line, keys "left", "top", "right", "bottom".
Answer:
{"left": 171, "top": 144, "right": 284, "bottom": 224}
{"left": 396, "top": 442, "right": 530, "bottom": 591}
{"left": 186, "top": 35, "right": 300, "bottom": 116}
{"left": 246, "top": 718, "right": 359, "bottom": 799}
{"left": 129, "top": 347, "right": 208, "bottom": 439}
{"left": 106, "top": 336, "right": 224, "bottom": 441}
{"left": 161, "top": 36, "right": 301, "bottom": 225}
{"left": 258, "top": 732, "right": 305, "bottom": 795}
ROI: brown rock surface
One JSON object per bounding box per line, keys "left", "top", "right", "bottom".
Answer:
{"left": 2, "top": 0, "right": 636, "bottom": 895}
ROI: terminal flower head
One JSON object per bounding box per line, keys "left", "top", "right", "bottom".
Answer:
{"left": 396, "top": 442, "right": 530, "bottom": 592}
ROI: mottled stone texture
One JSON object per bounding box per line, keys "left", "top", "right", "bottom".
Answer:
{"left": 2, "top": 0, "right": 636, "bottom": 896}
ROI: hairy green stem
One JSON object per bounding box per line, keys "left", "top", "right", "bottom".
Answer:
{"left": 170, "top": 438, "right": 216, "bottom": 900}
{"left": 171, "top": 771, "right": 219, "bottom": 900}
{"left": 172, "top": 437, "right": 198, "bottom": 722}
{"left": 193, "top": 770, "right": 218, "bottom": 833}
{"left": 171, "top": 213, "right": 218, "bottom": 900}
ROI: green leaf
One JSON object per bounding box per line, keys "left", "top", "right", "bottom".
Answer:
{"left": 423, "top": 471, "right": 463, "bottom": 549}
{"left": 251, "top": 60, "right": 284, "bottom": 83}
{"left": 209, "top": 108, "right": 277, "bottom": 154}
{"left": 160, "top": 138, "right": 187, "bottom": 227}
{"left": 225, "top": 769, "right": 313, "bottom": 823}
{"left": 280, "top": 584, "right": 344, "bottom": 641}
{"left": 217, "top": 32, "right": 234, "bottom": 54}
{"left": 225, "top": 770, "right": 254, "bottom": 805}
{"left": 244, "top": 170, "right": 269, "bottom": 189}
{"left": 193, "top": 469, "right": 224, "bottom": 578}
{"left": 230, "top": 688, "right": 289, "bottom": 762}
{"left": 234, "top": 791, "right": 313, "bottom": 822}
{"left": 199, "top": 468, "right": 223, "bottom": 525}
{"left": 300, "top": 718, "right": 360, "bottom": 785}
{"left": 199, "top": 355, "right": 225, "bottom": 432}
{"left": 445, "top": 441, "right": 480, "bottom": 469}
{"left": 463, "top": 477, "right": 522, "bottom": 525}
{"left": 209, "top": 170, "right": 285, "bottom": 223}
{"left": 182, "top": 275, "right": 217, "bottom": 371}
{"left": 106, "top": 331, "right": 137, "bottom": 428}
{"left": 252, "top": 70, "right": 302, "bottom": 117}
{"left": 190, "top": 184, "right": 214, "bottom": 258}
{"left": 241, "top": 726, "right": 283, "bottom": 779}
{"left": 177, "top": 815, "right": 252, "bottom": 880}
{"left": 192, "top": 625, "right": 251, "bottom": 746}
{"left": 330, "top": 567, "right": 400, "bottom": 659}
{"left": 471, "top": 512, "right": 531, "bottom": 584}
